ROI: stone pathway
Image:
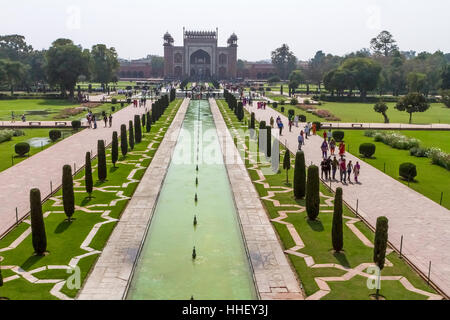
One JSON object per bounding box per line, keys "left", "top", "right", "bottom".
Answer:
{"left": 244, "top": 101, "right": 450, "bottom": 298}
{"left": 210, "top": 99, "right": 304, "bottom": 300}
{"left": 0, "top": 102, "right": 181, "bottom": 300}
{"left": 0, "top": 101, "right": 153, "bottom": 238}
{"left": 77, "top": 99, "right": 190, "bottom": 300}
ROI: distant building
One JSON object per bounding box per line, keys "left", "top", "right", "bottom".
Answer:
{"left": 118, "top": 56, "right": 163, "bottom": 79}
{"left": 163, "top": 29, "right": 238, "bottom": 80}
{"left": 237, "top": 62, "right": 277, "bottom": 80}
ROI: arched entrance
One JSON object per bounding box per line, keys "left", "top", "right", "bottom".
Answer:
{"left": 174, "top": 66, "right": 182, "bottom": 77}
{"left": 190, "top": 49, "right": 211, "bottom": 79}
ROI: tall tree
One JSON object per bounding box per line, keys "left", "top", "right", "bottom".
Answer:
{"left": 374, "top": 101, "right": 390, "bottom": 123}
{"left": 29, "top": 188, "right": 47, "bottom": 256}
{"left": 340, "top": 57, "right": 382, "bottom": 98}
{"left": 111, "top": 131, "right": 119, "bottom": 167}
{"left": 289, "top": 70, "right": 304, "bottom": 93}
{"left": 0, "top": 34, "right": 33, "bottom": 62}
{"left": 293, "top": 151, "right": 306, "bottom": 199}
{"left": 306, "top": 165, "right": 320, "bottom": 221}
{"left": 62, "top": 165, "right": 75, "bottom": 222}
{"left": 45, "top": 39, "right": 90, "bottom": 97}
{"left": 283, "top": 150, "right": 291, "bottom": 184}
{"left": 0, "top": 59, "right": 26, "bottom": 95}
{"left": 271, "top": 44, "right": 297, "bottom": 80}
{"left": 91, "top": 44, "right": 119, "bottom": 88}
{"left": 120, "top": 124, "right": 128, "bottom": 157}
{"left": 85, "top": 152, "right": 93, "bottom": 199}
{"left": 332, "top": 188, "right": 344, "bottom": 253}
{"left": 373, "top": 216, "right": 389, "bottom": 299}
{"left": 97, "top": 140, "right": 107, "bottom": 181}
{"left": 370, "top": 31, "right": 399, "bottom": 57}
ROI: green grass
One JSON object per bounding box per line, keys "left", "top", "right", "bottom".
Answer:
{"left": 0, "top": 98, "right": 124, "bottom": 122}
{"left": 0, "top": 128, "right": 75, "bottom": 173}
{"left": 343, "top": 130, "right": 450, "bottom": 209}
{"left": 0, "top": 99, "right": 182, "bottom": 300}
{"left": 217, "top": 99, "right": 438, "bottom": 300}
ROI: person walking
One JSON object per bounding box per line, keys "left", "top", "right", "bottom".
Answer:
{"left": 321, "top": 159, "right": 328, "bottom": 180}
{"left": 339, "top": 157, "right": 347, "bottom": 183}
{"left": 270, "top": 116, "right": 274, "bottom": 128}
{"left": 347, "top": 160, "right": 354, "bottom": 183}
{"left": 330, "top": 138, "right": 336, "bottom": 155}
{"left": 294, "top": 115, "right": 299, "bottom": 128}
{"left": 339, "top": 141, "right": 346, "bottom": 157}
{"left": 354, "top": 161, "right": 361, "bottom": 183}
{"left": 312, "top": 123, "right": 317, "bottom": 135}
{"left": 331, "top": 156, "right": 338, "bottom": 181}
{"left": 327, "top": 129, "right": 332, "bottom": 143}
{"left": 289, "top": 119, "right": 293, "bottom": 132}
{"left": 278, "top": 120, "right": 284, "bottom": 136}
{"left": 298, "top": 133, "right": 304, "bottom": 150}
{"left": 103, "top": 114, "right": 108, "bottom": 128}
{"left": 325, "top": 157, "right": 332, "bottom": 181}
{"left": 321, "top": 139, "right": 329, "bottom": 159}
{"left": 108, "top": 114, "right": 113, "bottom": 128}
{"left": 93, "top": 115, "right": 97, "bottom": 129}
{"left": 323, "top": 130, "right": 327, "bottom": 141}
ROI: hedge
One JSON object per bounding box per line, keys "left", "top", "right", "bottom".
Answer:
{"left": 359, "top": 143, "right": 376, "bottom": 158}
{"left": 399, "top": 163, "right": 417, "bottom": 181}
{"left": 15, "top": 142, "right": 30, "bottom": 156}
{"left": 71, "top": 120, "right": 81, "bottom": 130}
{"left": 49, "top": 130, "right": 61, "bottom": 142}
{"left": 332, "top": 131, "right": 345, "bottom": 142}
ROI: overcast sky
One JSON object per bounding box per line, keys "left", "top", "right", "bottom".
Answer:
{"left": 1, "top": 0, "right": 449, "bottom": 61}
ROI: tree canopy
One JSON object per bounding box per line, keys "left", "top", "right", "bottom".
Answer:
{"left": 271, "top": 44, "right": 297, "bottom": 80}
{"left": 91, "top": 44, "right": 119, "bottom": 86}
{"left": 395, "top": 92, "right": 430, "bottom": 123}
{"left": 370, "top": 31, "right": 399, "bottom": 57}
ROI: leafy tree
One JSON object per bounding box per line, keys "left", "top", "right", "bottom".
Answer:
{"left": 30, "top": 188, "right": 47, "bottom": 256}
{"left": 111, "top": 131, "right": 119, "bottom": 167}
{"left": 306, "top": 165, "right": 320, "bottom": 221}
{"left": 120, "top": 124, "right": 128, "bottom": 157}
{"left": 62, "top": 165, "right": 75, "bottom": 222}
{"left": 0, "top": 59, "right": 27, "bottom": 95}
{"left": 441, "top": 89, "right": 450, "bottom": 108}
{"left": 283, "top": 150, "right": 291, "bottom": 184}
{"left": 293, "top": 151, "right": 306, "bottom": 199}
{"left": 97, "top": 140, "right": 107, "bottom": 181}
{"left": 289, "top": 70, "right": 303, "bottom": 92}
{"left": 129, "top": 120, "right": 135, "bottom": 150}
{"left": 373, "top": 216, "right": 389, "bottom": 299}
{"left": 91, "top": 44, "right": 119, "bottom": 88}
{"left": 271, "top": 44, "right": 298, "bottom": 79}
{"left": 332, "top": 188, "right": 344, "bottom": 253}
{"left": 340, "top": 57, "right": 382, "bottom": 99}
{"left": 150, "top": 55, "right": 164, "bottom": 77}
{"left": 85, "top": 152, "right": 93, "bottom": 199}
{"left": 45, "top": 39, "right": 90, "bottom": 97}
{"left": 370, "top": 31, "right": 398, "bottom": 57}
{"left": 442, "top": 64, "right": 450, "bottom": 89}
{"left": 374, "top": 101, "right": 389, "bottom": 123}
{"left": 395, "top": 92, "right": 430, "bottom": 124}
{"left": 0, "top": 34, "right": 33, "bottom": 62}
{"left": 406, "top": 72, "right": 428, "bottom": 94}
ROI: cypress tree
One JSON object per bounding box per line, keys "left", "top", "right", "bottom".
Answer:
{"left": 97, "top": 140, "right": 107, "bottom": 181}
{"left": 120, "top": 124, "right": 128, "bottom": 157}
{"left": 85, "top": 152, "right": 93, "bottom": 199}
{"left": 142, "top": 113, "right": 146, "bottom": 129}
{"left": 373, "top": 216, "right": 389, "bottom": 299}
{"left": 306, "top": 165, "right": 320, "bottom": 221}
{"left": 258, "top": 122, "right": 266, "bottom": 154}
{"left": 111, "top": 131, "right": 119, "bottom": 167}
{"left": 129, "top": 120, "right": 135, "bottom": 150}
{"left": 151, "top": 103, "right": 157, "bottom": 123}
{"left": 332, "top": 188, "right": 344, "bottom": 253}
{"left": 134, "top": 115, "right": 142, "bottom": 143}
{"left": 283, "top": 150, "right": 291, "bottom": 184}
{"left": 250, "top": 112, "right": 255, "bottom": 129}
{"left": 293, "top": 151, "right": 306, "bottom": 199}
{"left": 30, "top": 188, "right": 47, "bottom": 256}
{"left": 62, "top": 165, "right": 75, "bottom": 222}
{"left": 266, "top": 126, "right": 272, "bottom": 158}
{"left": 146, "top": 111, "right": 151, "bottom": 133}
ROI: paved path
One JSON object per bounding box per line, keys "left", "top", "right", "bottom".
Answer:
{"left": 320, "top": 122, "right": 450, "bottom": 130}
{"left": 0, "top": 101, "right": 152, "bottom": 238}
{"left": 210, "top": 99, "right": 304, "bottom": 300}
{"left": 0, "top": 120, "right": 89, "bottom": 128}
{"left": 244, "top": 101, "right": 450, "bottom": 297}
{"left": 78, "top": 99, "right": 189, "bottom": 300}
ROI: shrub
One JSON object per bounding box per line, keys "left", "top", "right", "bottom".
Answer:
{"left": 0, "top": 130, "right": 14, "bottom": 143}
{"left": 399, "top": 163, "right": 417, "bottom": 181}
{"left": 134, "top": 115, "right": 142, "bottom": 143}
{"left": 359, "top": 143, "right": 376, "bottom": 158}
{"left": 299, "top": 115, "right": 306, "bottom": 122}
{"left": 49, "top": 130, "right": 62, "bottom": 142}
{"left": 273, "top": 102, "right": 278, "bottom": 109}
{"left": 85, "top": 152, "right": 93, "bottom": 198}
{"left": 427, "top": 148, "right": 450, "bottom": 170}
{"left": 288, "top": 109, "right": 295, "bottom": 119}
{"left": 120, "top": 124, "right": 128, "bottom": 157}
{"left": 410, "top": 147, "right": 429, "bottom": 158}
{"left": 332, "top": 131, "right": 345, "bottom": 142}
{"left": 370, "top": 131, "right": 420, "bottom": 150}
{"left": 290, "top": 98, "right": 298, "bottom": 105}
{"left": 293, "top": 151, "right": 306, "bottom": 199}
{"left": 62, "top": 165, "right": 75, "bottom": 222}
{"left": 111, "top": 98, "right": 117, "bottom": 104}
{"left": 374, "top": 216, "right": 389, "bottom": 270}
{"left": 304, "top": 99, "right": 311, "bottom": 105}
{"left": 15, "top": 142, "right": 30, "bottom": 156}
{"left": 97, "top": 140, "right": 107, "bottom": 181}
{"left": 111, "top": 131, "right": 119, "bottom": 167}
{"left": 30, "top": 188, "right": 47, "bottom": 256}
{"left": 281, "top": 107, "right": 285, "bottom": 113}
{"left": 280, "top": 100, "right": 286, "bottom": 105}
{"left": 71, "top": 120, "right": 81, "bottom": 130}
{"left": 332, "top": 188, "right": 344, "bottom": 253}
{"left": 306, "top": 165, "right": 320, "bottom": 220}
{"left": 111, "top": 106, "right": 116, "bottom": 112}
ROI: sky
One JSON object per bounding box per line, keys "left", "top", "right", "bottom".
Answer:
{"left": 1, "top": 0, "right": 449, "bottom": 61}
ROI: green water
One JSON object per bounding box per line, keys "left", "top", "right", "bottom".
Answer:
{"left": 127, "top": 100, "right": 257, "bottom": 300}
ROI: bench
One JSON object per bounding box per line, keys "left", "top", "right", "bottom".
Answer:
{"left": 352, "top": 123, "right": 364, "bottom": 128}
{"left": 55, "top": 122, "right": 68, "bottom": 127}
{"left": 29, "top": 121, "right": 42, "bottom": 126}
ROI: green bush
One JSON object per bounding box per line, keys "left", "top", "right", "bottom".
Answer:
{"left": 299, "top": 115, "right": 306, "bottom": 122}
{"left": 374, "top": 216, "right": 389, "bottom": 270}
{"left": 273, "top": 102, "right": 278, "bottom": 109}
{"left": 97, "top": 140, "right": 107, "bottom": 181}
{"left": 399, "top": 163, "right": 417, "bottom": 181}
{"left": 62, "top": 165, "right": 75, "bottom": 222}
{"left": 290, "top": 98, "right": 298, "bottom": 105}
{"left": 146, "top": 111, "right": 151, "bottom": 133}
{"left": 280, "top": 100, "right": 286, "bottom": 105}
{"left": 0, "top": 130, "right": 14, "bottom": 143}
{"left": 359, "top": 143, "right": 376, "bottom": 158}
{"left": 250, "top": 112, "right": 255, "bottom": 129}
{"left": 15, "top": 142, "right": 30, "bottom": 156}
{"left": 281, "top": 107, "right": 285, "bottom": 113}
{"left": 410, "top": 147, "right": 429, "bottom": 158}
{"left": 332, "top": 131, "right": 345, "bottom": 142}
{"left": 111, "top": 106, "right": 116, "bottom": 112}
{"left": 30, "top": 188, "right": 47, "bottom": 256}
{"left": 304, "top": 99, "right": 311, "bottom": 105}
{"left": 111, "top": 98, "right": 117, "bottom": 104}
{"left": 293, "top": 151, "right": 306, "bottom": 199}
{"left": 306, "top": 165, "right": 320, "bottom": 221}
{"left": 71, "top": 120, "right": 82, "bottom": 130}
{"left": 49, "top": 130, "right": 62, "bottom": 142}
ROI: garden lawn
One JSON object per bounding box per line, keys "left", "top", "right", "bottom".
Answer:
{"left": 0, "top": 128, "right": 74, "bottom": 173}
{"left": 342, "top": 130, "right": 450, "bottom": 209}
{"left": 217, "top": 99, "right": 438, "bottom": 300}
{"left": 0, "top": 99, "right": 182, "bottom": 300}
{"left": 0, "top": 99, "right": 124, "bottom": 122}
